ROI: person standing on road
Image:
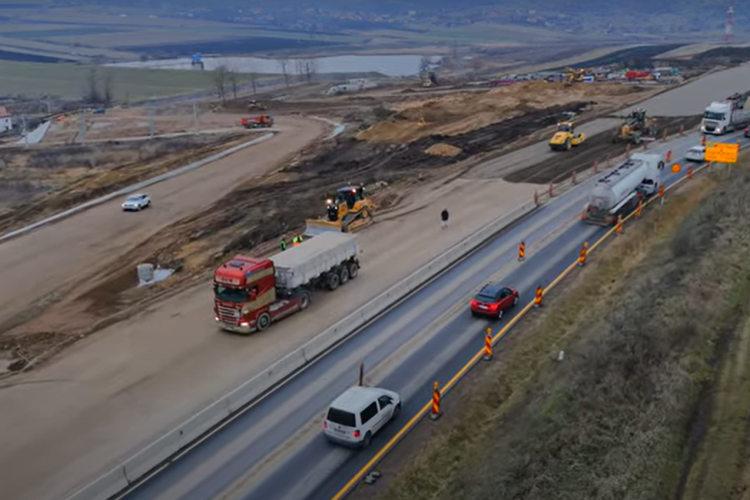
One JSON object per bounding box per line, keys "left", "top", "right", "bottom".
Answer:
{"left": 441, "top": 208, "right": 449, "bottom": 229}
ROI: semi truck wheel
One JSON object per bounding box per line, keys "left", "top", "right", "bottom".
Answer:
{"left": 348, "top": 262, "right": 359, "bottom": 279}
{"left": 299, "top": 292, "right": 311, "bottom": 311}
{"left": 327, "top": 272, "right": 340, "bottom": 290}
{"left": 339, "top": 266, "right": 350, "bottom": 285}
{"left": 256, "top": 312, "right": 271, "bottom": 331}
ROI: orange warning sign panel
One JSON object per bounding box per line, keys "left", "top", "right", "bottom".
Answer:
{"left": 705, "top": 142, "right": 739, "bottom": 163}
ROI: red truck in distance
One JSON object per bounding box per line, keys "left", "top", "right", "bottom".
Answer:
{"left": 213, "top": 232, "right": 360, "bottom": 334}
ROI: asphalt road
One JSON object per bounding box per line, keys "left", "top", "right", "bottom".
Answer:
{"left": 119, "top": 128, "right": 746, "bottom": 500}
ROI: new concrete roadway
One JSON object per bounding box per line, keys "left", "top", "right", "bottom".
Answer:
{"left": 119, "top": 129, "right": 744, "bottom": 500}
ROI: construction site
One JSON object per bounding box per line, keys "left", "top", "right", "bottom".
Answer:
{"left": 0, "top": 74, "right": 710, "bottom": 367}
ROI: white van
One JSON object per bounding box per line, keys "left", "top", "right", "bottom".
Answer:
{"left": 323, "top": 386, "right": 401, "bottom": 447}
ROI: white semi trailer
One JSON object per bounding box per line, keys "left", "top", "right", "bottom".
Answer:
{"left": 582, "top": 152, "right": 664, "bottom": 226}
{"left": 701, "top": 96, "right": 750, "bottom": 135}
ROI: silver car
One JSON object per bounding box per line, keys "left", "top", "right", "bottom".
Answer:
{"left": 122, "top": 193, "right": 151, "bottom": 211}
{"left": 685, "top": 146, "right": 705, "bottom": 163}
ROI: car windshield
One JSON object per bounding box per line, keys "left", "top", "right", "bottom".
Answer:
{"left": 703, "top": 111, "right": 725, "bottom": 121}
{"left": 475, "top": 293, "right": 496, "bottom": 302}
{"left": 126, "top": 196, "right": 143, "bottom": 202}
{"left": 213, "top": 285, "right": 249, "bottom": 302}
{"left": 327, "top": 407, "right": 356, "bottom": 427}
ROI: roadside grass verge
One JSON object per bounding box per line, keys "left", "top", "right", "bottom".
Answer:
{"left": 354, "top": 164, "right": 750, "bottom": 500}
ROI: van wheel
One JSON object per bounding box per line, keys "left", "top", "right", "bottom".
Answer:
{"left": 362, "top": 431, "right": 372, "bottom": 448}
{"left": 392, "top": 403, "right": 401, "bottom": 420}
{"left": 339, "top": 266, "right": 350, "bottom": 285}
{"left": 256, "top": 312, "right": 271, "bottom": 331}
{"left": 348, "top": 262, "right": 359, "bottom": 279}
{"left": 327, "top": 272, "right": 340, "bottom": 291}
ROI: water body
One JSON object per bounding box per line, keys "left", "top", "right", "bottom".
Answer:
{"left": 107, "top": 54, "right": 431, "bottom": 77}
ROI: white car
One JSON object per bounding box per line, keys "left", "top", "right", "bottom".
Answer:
{"left": 122, "top": 193, "right": 151, "bottom": 211}
{"left": 323, "top": 386, "right": 401, "bottom": 448}
{"left": 685, "top": 145, "right": 705, "bottom": 162}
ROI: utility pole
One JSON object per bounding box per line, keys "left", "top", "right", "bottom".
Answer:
{"left": 78, "top": 113, "right": 86, "bottom": 144}
{"left": 724, "top": 1, "right": 734, "bottom": 43}
{"left": 21, "top": 114, "right": 28, "bottom": 147}
{"left": 148, "top": 105, "right": 155, "bottom": 138}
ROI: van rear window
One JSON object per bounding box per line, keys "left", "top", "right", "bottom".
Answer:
{"left": 327, "top": 407, "right": 356, "bottom": 427}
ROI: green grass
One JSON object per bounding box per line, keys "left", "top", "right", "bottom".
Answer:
{"left": 0, "top": 60, "right": 270, "bottom": 101}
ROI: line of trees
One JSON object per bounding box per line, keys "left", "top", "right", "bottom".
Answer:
{"left": 212, "top": 58, "right": 320, "bottom": 102}
{"left": 82, "top": 67, "right": 114, "bottom": 105}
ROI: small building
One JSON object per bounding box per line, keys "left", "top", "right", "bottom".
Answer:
{"left": 0, "top": 106, "right": 11, "bottom": 132}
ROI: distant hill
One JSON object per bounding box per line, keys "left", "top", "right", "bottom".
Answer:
{"left": 20, "top": 1, "right": 748, "bottom": 37}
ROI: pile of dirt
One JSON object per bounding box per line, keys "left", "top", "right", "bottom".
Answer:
{"left": 425, "top": 143, "right": 462, "bottom": 157}
{"left": 357, "top": 81, "right": 656, "bottom": 143}
{"left": 503, "top": 114, "right": 704, "bottom": 185}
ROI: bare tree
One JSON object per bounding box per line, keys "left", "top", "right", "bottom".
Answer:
{"left": 295, "top": 59, "right": 305, "bottom": 83}
{"left": 277, "top": 58, "right": 291, "bottom": 87}
{"left": 103, "top": 70, "right": 114, "bottom": 105}
{"left": 227, "top": 66, "right": 240, "bottom": 100}
{"left": 419, "top": 56, "right": 432, "bottom": 75}
{"left": 83, "top": 67, "right": 102, "bottom": 104}
{"left": 302, "top": 58, "right": 318, "bottom": 84}
{"left": 249, "top": 71, "right": 258, "bottom": 95}
{"left": 213, "top": 65, "right": 229, "bottom": 102}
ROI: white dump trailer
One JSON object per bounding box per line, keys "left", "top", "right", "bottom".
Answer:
{"left": 583, "top": 153, "right": 663, "bottom": 226}
{"left": 270, "top": 232, "right": 359, "bottom": 290}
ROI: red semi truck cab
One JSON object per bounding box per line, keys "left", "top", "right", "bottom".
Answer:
{"left": 213, "top": 232, "right": 360, "bottom": 334}
{"left": 213, "top": 256, "right": 300, "bottom": 334}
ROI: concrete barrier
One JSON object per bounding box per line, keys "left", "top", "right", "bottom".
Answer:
{"left": 225, "top": 349, "right": 308, "bottom": 413}
{"left": 0, "top": 133, "right": 275, "bottom": 244}
{"left": 63, "top": 200, "right": 536, "bottom": 500}
{"left": 62, "top": 466, "right": 129, "bottom": 500}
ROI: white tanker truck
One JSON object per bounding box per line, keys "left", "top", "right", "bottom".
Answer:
{"left": 582, "top": 152, "right": 664, "bottom": 226}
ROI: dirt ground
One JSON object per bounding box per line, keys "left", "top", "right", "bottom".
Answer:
{"left": 350, "top": 161, "right": 750, "bottom": 500}
{"left": 0, "top": 133, "right": 251, "bottom": 232}
{"left": 0, "top": 116, "right": 325, "bottom": 363}
{"left": 42, "top": 106, "right": 250, "bottom": 143}
{"left": 356, "top": 81, "right": 658, "bottom": 143}
{"left": 504, "top": 114, "right": 703, "bottom": 184}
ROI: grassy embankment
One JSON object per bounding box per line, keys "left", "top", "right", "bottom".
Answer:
{"left": 357, "top": 160, "right": 750, "bottom": 500}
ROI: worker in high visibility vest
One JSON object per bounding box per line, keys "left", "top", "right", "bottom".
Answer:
{"left": 292, "top": 235, "right": 304, "bottom": 246}
{"left": 279, "top": 238, "right": 287, "bottom": 251}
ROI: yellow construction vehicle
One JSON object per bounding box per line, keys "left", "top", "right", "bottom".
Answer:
{"left": 304, "top": 185, "right": 375, "bottom": 237}
{"left": 565, "top": 67, "right": 585, "bottom": 85}
{"left": 549, "top": 121, "right": 586, "bottom": 151}
{"left": 612, "top": 108, "right": 658, "bottom": 145}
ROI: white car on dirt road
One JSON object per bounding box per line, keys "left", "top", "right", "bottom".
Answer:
{"left": 122, "top": 193, "right": 151, "bottom": 211}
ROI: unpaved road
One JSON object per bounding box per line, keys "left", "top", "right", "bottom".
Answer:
{"left": 0, "top": 67, "right": 739, "bottom": 500}
{"left": 0, "top": 116, "right": 325, "bottom": 331}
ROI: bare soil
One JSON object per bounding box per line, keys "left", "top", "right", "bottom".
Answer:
{"left": 504, "top": 114, "right": 704, "bottom": 184}
{"left": 0, "top": 133, "right": 250, "bottom": 233}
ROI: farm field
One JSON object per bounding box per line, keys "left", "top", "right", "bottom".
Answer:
{"left": 0, "top": 60, "right": 273, "bottom": 100}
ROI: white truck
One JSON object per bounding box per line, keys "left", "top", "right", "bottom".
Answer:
{"left": 582, "top": 153, "right": 664, "bottom": 226}
{"left": 701, "top": 98, "right": 750, "bottom": 135}
{"left": 213, "top": 232, "right": 360, "bottom": 333}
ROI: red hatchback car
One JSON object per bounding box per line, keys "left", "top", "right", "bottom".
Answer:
{"left": 470, "top": 283, "right": 519, "bottom": 319}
